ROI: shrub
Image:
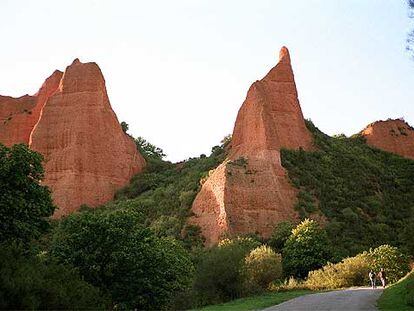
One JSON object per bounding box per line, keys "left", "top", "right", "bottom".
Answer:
{"left": 282, "top": 219, "right": 331, "bottom": 278}
{"left": 306, "top": 245, "right": 410, "bottom": 290}
{"left": 120, "top": 121, "right": 129, "bottom": 133}
{"left": 182, "top": 224, "right": 205, "bottom": 249}
{"left": 306, "top": 253, "right": 370, "bottom": 290}
{"left": 193, "top": 237, "right": 260, "bottom": 305}
{"left": 50, "top": 209, "right": 194, "bottom": 310}
{"left": 243, "top": 245, "right": 283, "bottom": 291}
{"left": 218, "top": 236, "right": 261, "bottom": 249}
{"left": 367, "top": 244, "right": 410, "bottom": 284}
{"left": 0, "top": 243, "right": 106, "bottom": 309}
{"left": 270, "top": 277, "right": 307, "bottom": 291}
{"left": 150, "top": 215, "right": 181, "bottom": 237}
{"left": 268, "top": 221, "right": 294, "bottom": 253}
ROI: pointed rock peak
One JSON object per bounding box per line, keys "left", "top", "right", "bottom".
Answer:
{"left": 278, "top": 46, "right": 291, "bottom": 64}
{"left": 52, "top": 69, "right": 63, "bottom": 76}
{"left": 34, "top": 69, "right": 64, "bottom": 97}
{"left": 71, "top": 58, "right": 81, "bottom": 65}
{"left": 44, "top": 70, "right": 64, "bottom": 85}
{"left": 230, "top": 46, "right": 312, "bottom": 157}
{"left": 60, "top": 58, "right": 105, "bottom": 94}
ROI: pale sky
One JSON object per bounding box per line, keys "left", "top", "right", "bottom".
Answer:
{"left": 1, "top": 0, "right": 413, "bottom": 162}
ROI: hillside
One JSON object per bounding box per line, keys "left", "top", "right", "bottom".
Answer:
{"left": 111, "top": 119, "right": 414, "bottom": 259}
{"left": 281, "top": 120, "right": 414, "bottom": 258}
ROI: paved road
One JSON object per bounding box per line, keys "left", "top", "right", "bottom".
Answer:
{"left": 263, "top": 288, "right": 383, "bottom": 311}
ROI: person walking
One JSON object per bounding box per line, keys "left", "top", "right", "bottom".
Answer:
{"left": 378, "top": 268, "right": 387, "bottom": 288}
{"left": 368, "top": 270, "right": 376, "bottom": 289}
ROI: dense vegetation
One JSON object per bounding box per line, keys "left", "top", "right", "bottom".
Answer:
{"left": 0, "top": 143, "right": 55, "bottom": 244}
{"left": 281, "top": 120, "right": 414, "bottom": 258}
{"left": 112, "top": 135, "right": 229, "bottom": 248}
{"left": 282, "top": 219, "right": 331, "bottom": 278}
{"left": 306, "top": 245, "right": 410, "bottom": 290}
{"left": 0, "top": 143, "right": 106, "bottom": 309}
{"left": 3, "top": 118, "right": 414, "bottom": 309}
{"left": 0, "top": 243, "right": 107, "bottom": 310}
{"left": 0, "top": 138, "right": 233, "bottom": 309}
{"left": 50, "top": 208, "right": 194, "bottom": 310}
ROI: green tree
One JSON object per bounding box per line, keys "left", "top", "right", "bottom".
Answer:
{"left": 0, "top": 143, "right": 55, "bottom": 244}
{"left": 0, "top": 243, "right": 107, "bottom": 309}
{"left": 135, "top": 136, "right": 166, "bottom": 160}
{"left": 268, "top": 221, "right": 294, "bottom": 253}
{"left": 282, "top": 219, "right": 331, "bottom": 278}
{"left": 120, "top": 121, "right": 129, "bottom": 133}
{"left": 367, "top": 245, "right": 410, "bottom": 283}
{"left": 50, "top": 209, "right": 193, "bottom": 310}
{"left": 193, "top": 237, "right": 260, "bottom": 305}
{"left": 243, "top": 245, "right": 283, "bottom": 291}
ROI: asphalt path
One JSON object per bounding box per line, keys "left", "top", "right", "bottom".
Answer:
{"left": 262, "top": 287, "right": 383, "bottom": 311}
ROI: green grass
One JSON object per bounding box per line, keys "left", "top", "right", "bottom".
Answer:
{"left": 193, "top": 290, "right": 314, "bottom": 311}
{"left": 378, "top": 271, "right": 414, "bottom": 311}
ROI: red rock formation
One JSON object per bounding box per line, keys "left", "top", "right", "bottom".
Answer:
{"left": 0, "top": 60, "right": 145, "bottom": 217}
{"left": 0, "top": 95, "right": 36, "bottom": 145}
{"left": 0, "top": 70, "right": 63, "bottom": 146}
{"left": 360, "top": 119, "right": 414, "bottom": 160}
{"left": 191, "top": 47, "right": 313, "bottom": 245}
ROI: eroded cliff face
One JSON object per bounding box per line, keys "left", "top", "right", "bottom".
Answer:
{"left": 191, "top": 47, "right": 313, "bottom": 245}
{"left": 360, "top": 119, "right": 414, "bottom": 160}
{"left": 0, "top": 60, "right": 145, "bottom": 217}
{"left": 0, "top": 70, "right": 63, "bottom": 146}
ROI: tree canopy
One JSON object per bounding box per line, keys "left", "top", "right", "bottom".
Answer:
{"left": 135, "top": 136, "right": 166, "bottom": 160}
{"left": 0, "top": 143, "right": 55, "bottom": 244}
{"left": 50, "top": 208, "right": 194, "bottom": 310}
{"left": 282, "top": 219, "right": 331, "bottom": 278}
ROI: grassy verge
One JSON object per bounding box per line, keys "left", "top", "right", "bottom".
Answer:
{"left": 377, "top": 271, "right": 414, "bottom": 311}
{"left": 193, "top": 290, "right": 314, "bottom": 311}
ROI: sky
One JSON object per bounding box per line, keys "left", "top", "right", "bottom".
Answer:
{"left": 1, "top": 0, "right": 413, "bottom": 162}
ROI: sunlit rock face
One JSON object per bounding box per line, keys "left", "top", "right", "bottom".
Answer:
{"left": 360, "top": 119, "right": 414, "bottom": 160}
{"left": 191, "top": 47, "right": 313, "bottom": 245}
{"left": 0, "top": 70, "right": 63, "bottom": 146}
{"left": 0, "top": 59, "right": 145, "bottom": 217}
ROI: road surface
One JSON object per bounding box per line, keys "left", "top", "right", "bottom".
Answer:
{"left": 263, "top": 288, "right": 383, "bottom": 311}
